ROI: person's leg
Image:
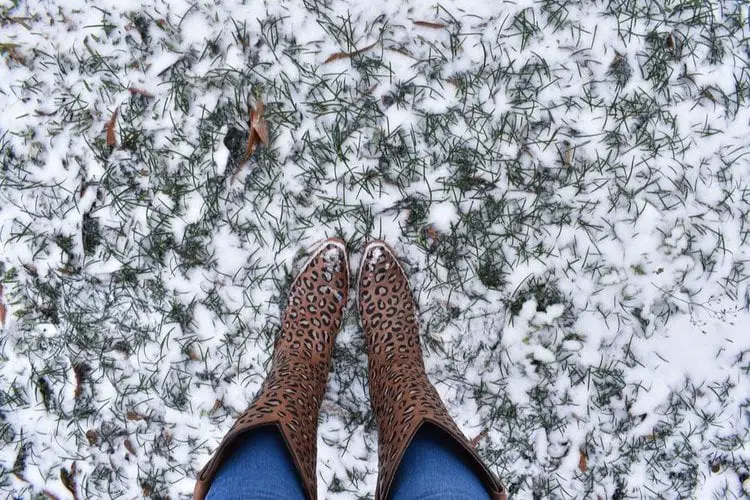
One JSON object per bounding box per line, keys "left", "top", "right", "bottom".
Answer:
{"left": 357, "top": 241, "right": 506, "bottom": 500}
{"left": 206, "top": 426, "right": 306, "bottom": 500}
{"left": 194, "top": 239, "right": 350, "bottom": 499}
{"left": 390, "top": 424, "right": 491, "bottom": 500}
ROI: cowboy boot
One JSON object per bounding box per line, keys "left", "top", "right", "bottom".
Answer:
{"left": 357, "top": 241, "right": 507, "bottom": 500}
{"left": 194, "top": 238, "right": 350, "bottom": 500}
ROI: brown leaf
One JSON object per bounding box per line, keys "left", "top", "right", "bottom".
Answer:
{"left": 60, "top": 463, "right": 79, "bottom": 500}
{"left": 72, "top": 363, "right": 88, "bottom": 400}
{"left": 105, "top": 108, "right": 118, "bottom": 146}
{"left": 251, "top": 100, "right": 269, "bottom": 145}
{"left": 85, "top": 429, "right": 99, "bottom": 445}
{"left": 186, "top": 345, "right": 201, "bottom": 361}
{"left": 578, "top": 451, "right": 588, "bottom": 472}
{"left": 124, "top": 438, "right": 137, "bottom": 456}
{"left": 126, "top": 410, "right": 146, "bottom": 421}
{"left": 0, "top": 282, "right": 5, "bottom": 326}
{"left": 324, "top": 41, "right": 377, "bottom": 63}
{"left": 210, "top": 399, "right": 223, "bottom": 414}
{"left": 665, "top": 33, "right": 675, "bottom": 51}
{"left": 413, "top": 20, "right": 448, "bottom": 29}
{"left": 469, "top": 429, "right": 489, "bottom": 449}
{"left": 423, "top": 224, "right": 440, "bottom": 245}
{"left": 233, "top": 100, "right": 270, "bottom": 181}
{"left": 128, "top": 87, "right": 154, "bottom": 98}
{"left": 560, "top": 141, "right": 573, "bottom": 166}
{"left": 141, "top": 482, "right": 153, "bottom": 497}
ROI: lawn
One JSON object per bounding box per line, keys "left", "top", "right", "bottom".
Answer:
{"left": 1, "top": 0, "right": 749, "bottom": 498}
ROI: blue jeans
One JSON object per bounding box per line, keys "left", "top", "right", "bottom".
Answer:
{"left": 206, "top": 425, "right": 490, "bottom": 500}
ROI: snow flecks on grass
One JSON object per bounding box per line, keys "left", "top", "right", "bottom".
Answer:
{"left": 1, "top": 0, "right": 750, "bottom": 498}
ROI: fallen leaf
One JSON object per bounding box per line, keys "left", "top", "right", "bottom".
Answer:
{"left": 666, "top": 33, "right": 675, "bottom": 52}
{"left": 60, "top": 463, "right": 79, "bottom": 500}
{"left": 424, "top": 224, "right": 440, "bottom": 243}
{"left": 233, "top": 99, "right": 270, "bottom": 181}
{"left": 186, "top": 345, "right": 201, "bottom": 361}
{"left": 578, "top": 451, "right": 588, "bottom": 472}
{"left": 141, "top": 482, "right": 153, "bottom": 497}
{"left": 250, "top": 101, "right": 269, "bottom": 146}
{"left": 127, "top": 410, "right": 146, "bottom": 421}
{"left": 72, "top": 363, "right": 88, "bottom": 400}
{"left": 243, "top": 101, "right": 265, "bottom": 161}
{"left": 469, "top": 429, "right": 489, "bottom": 449}
{"left": 703, "top": 88, "right": 717, "bottom": 103}
{"left": 324, "top": 41, "right": 377, "bottom": 63}
{"left": 105, "top": 108, "right": 118, "bottom": 146}
{"left": 128, "top": 87, "right": 154, "bottom": 98}
{"left": 560, "top": 141, "right": 573, "bottom": 166}
{"left": 413, "top": 20, "right": 448, "bottom": 29}
{"left": 0, "top": 283, "right": 5, "bottom": 327}
{"left": 85, "top": 429, "right": 99, "bottom": 445}
{"left": 210, "top": 399, "right": 223, "bottom": 414}
{"left": 124, "top": 438, "right": 136, "bottom": 456}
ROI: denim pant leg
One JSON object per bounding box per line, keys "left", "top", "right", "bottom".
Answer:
{"left": 206, "top": 426, "right": 307, "bottom": 500}
{"left": 390, "top": 424, "right": 492, "bottom": 500}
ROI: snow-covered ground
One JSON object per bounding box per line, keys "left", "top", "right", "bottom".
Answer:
{"left": 1, "top": 0, "right": 749, "bottom": 498}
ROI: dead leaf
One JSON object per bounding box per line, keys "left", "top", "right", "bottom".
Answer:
{"left": 85, "top": 429, "right": 99, "bottom": 445}
{"left": 413, "top": 20, "right": 448, "bottom": 29}
{"left": 0, "top": 283, "right": 6, "bottom": 327}
{"left": 251, "top": 101, "right": 269, "bottom": 146}
{"left": 128, "top": 87, "right": 154, "bottom": 98}
{"left": 703, "top": 88, "right": 717, "bottom": 103}
{"left": 141, "top": 482, "right": 153, "bottom": 497}
{"left": 210, "top": 399, "right": 223, "bottom": 414}
{"left": 124, "top": 438, "right": 136, "bottom": 456}
{"left": 232, "top": 100, "right": 270, "bottom": 181}
{"left": 469, "top": 429, "right": 489, "bottom": 449}
{"left": 578, "top": 451, "right": 588, "bottom": 472}
{"left": 186, "top": 344, "right": 201, "bottom": 361}
{"left": 424, "top": 224, "right": 440, "bottom": 243}
{"left": 60, "top": 463, "right": 79, "bottom": 500}
{"left": 72, "top": 363, "right": 88, "bottom": 400}
{"left": 243, "top": 100, "right": 268, "bottom": 160}
{"left": 105, "top": 108, "right": 118, "bottom": 146}
{"left": 560, "top": 141, "right": 573, "bottom": 166}
{"left": 126, "top": 410, "right": 146, "bottom": 421}
{"left": 665, "top": 33, "right": 675, "bottom": 52}
{"left": 324, "top": 41, "right": 377, "bottom": 63}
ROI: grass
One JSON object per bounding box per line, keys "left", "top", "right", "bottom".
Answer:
{"left": 1, "top": 0, "right": 750, "bottom": 498}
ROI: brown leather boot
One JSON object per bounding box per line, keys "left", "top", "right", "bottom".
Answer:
{"left": 357, "top": 241, "right": 507, "bottom": 500}
{"left": 194, "top": 238, "right": 350, "bottom": 500}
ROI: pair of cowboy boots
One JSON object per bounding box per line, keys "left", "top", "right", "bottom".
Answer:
{"left": 193, "top": 239, "right": 506, "bottom": 500}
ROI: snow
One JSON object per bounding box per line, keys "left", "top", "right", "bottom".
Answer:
{"left": 1, "top": 0, "right": 749, "bottom": 498}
